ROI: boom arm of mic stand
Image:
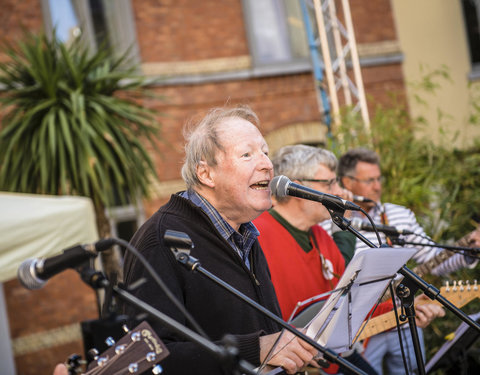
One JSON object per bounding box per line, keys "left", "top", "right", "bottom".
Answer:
{"left": 77, "top": 266, "right": 257, "bottom": 375}
{"left": 390, "top": 237, "right": 480, "bottom": 256}
{"left": 112, "top": 285, "right": 257, "bottom": 375}
{"left": 330, "top": 214, "right": 380, "bottom": 249}
{"left": 173, "top": 251, "right": 368, "bottom": 375}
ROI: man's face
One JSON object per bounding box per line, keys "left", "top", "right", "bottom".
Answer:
{"left": 205, "top": 117, "right": 273, "bottom": 229}
{"left": 300, "top": 164, "right": 341, "bottom": 224}
{"left": 468, "top": 226, "right": 480, "bottom": 247}
{"left": 341, "top": 161, "right": 382, "bottom": 207}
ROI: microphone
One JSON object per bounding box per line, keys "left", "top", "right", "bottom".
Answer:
{"left": 350, "top": 217, "right": 414, "bottom": 236}
{"left": 270, "top": 175, "right": 361, "bottom": 211}
{"left": 353, "top": 195, "right": 375, "bottom": 203}
{"left": 17, "top": 239, "right": 115, "bottom": 290}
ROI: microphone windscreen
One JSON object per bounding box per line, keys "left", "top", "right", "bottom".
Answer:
{"left": 17, "top": 258, "right": 45, "bottom": 290}
{"left": 270, "top": 175, "right": 290, "bottom": 197}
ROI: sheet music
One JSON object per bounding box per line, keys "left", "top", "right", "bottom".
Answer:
{"left": 304, "top": 246, "right": 417, "bottom": 352}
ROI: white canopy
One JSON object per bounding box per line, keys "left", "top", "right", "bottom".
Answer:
{"left": 0, "top": 192, "right": 98, "bottom": 282}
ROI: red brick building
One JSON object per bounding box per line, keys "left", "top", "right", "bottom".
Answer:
{"left": 1, "top": 1, "right": 407, "bottom": 374}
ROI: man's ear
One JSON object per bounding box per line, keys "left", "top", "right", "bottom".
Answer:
{"left": 197, "top": 161, "right": 215, "bottom": 188}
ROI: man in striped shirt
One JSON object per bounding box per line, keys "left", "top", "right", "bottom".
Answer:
{"left": 321, "top": 147, "right": 476, "bottom": 375}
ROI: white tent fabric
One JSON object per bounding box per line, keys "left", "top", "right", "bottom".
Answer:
{"left": 0, "top": 192, "right": 98, "bottom": 283}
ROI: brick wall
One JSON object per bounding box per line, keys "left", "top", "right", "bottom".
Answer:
{"left": 132, "top": 0, "right": 249, "bottom": 62}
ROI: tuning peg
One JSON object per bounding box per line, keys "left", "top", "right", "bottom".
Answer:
{"left": 105, "top": 336, "right": 115, "bottom": 347}
{"left": 146, "top": 352, "right": 156, "bottom": 362}
{"left": 66, "top": 354, "right": 86, "bottom": 373}
{"left": 152, "top": 364, "right": 163, "bottom": 374}
{"left": 122, "top": 324, "right": 130, "bottom": 333}
{"left": 87, "top": 348, "right": 99, "bottom": 361}
{"left": 97, "top": 356, "right": 108, "bottom": 367}
{"left": 128, "top": 363, "right": 139, "bottom": 373}
{"left": 131, "top": 332, "right": 141, "bottom": 342}
{"left": 115, "top": 344, "right": 127, "bottom": 355}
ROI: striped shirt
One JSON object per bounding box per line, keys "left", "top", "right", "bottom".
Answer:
{"left": 180, "top": 190, "right": 259, "bottom": 269}
{"left": 321, "top": 202, "right": 475, "bottom": 276}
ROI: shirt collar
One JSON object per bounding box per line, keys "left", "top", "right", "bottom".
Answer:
{"left": 180, "top": 189, "right": 259, "bottom": 242}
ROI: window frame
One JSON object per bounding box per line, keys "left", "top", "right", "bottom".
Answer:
{"left": 241, "top": 0, "right": 311, "bottom": 74}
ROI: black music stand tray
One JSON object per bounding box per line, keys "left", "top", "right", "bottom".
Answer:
{"left": 425, "top": 312, "right": 480, "bottom": 374}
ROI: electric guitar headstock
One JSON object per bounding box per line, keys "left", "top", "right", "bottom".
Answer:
{"left": 356, "top": 279, "right": 480, "bottom": 341}
{"left": 441, "top": 279, "right": 480, "bottom": 307}
{"left": 68, "top": 321, "right": 169, "bottom": 375}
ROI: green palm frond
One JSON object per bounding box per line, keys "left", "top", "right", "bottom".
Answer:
{"left": 0, "top": 31, "right": 160, "bottom": 208}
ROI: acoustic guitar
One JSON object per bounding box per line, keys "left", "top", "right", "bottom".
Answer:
{"left": 67, "top": 321, "right": 169, "bottom": 375}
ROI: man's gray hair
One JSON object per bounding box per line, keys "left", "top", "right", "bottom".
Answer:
{"left": 337, "top": 147, "right": 380, "bottom": 179}
{"left": 272, "top": 144, "right": 338, "bottom": 203}
{"left": 181, "top": 105, "right": 259, "bottom": 189}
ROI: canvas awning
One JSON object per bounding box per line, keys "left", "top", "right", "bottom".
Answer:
{"left": 0, "top": 192, "right": 98, "bottom": 283}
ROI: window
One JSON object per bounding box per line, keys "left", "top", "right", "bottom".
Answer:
{"left": 461, "top": 0, "right": 480, "bottom": 78}
{"left": 42, "top": 0, "right": 140, "bottom": 63}
{"left": 107, "top": 203, "right": 145, "bottom": 244}
{"left": 243, "top": 0, "right": 309, "bottom": 67}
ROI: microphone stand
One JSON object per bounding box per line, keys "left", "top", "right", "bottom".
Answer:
{"left": 165, "top": 233, "right": 367, "bottom": 375}
{"left": 78, "top": 267, "right": 257, "bottom": 375}
{"left": 389, "top": 237, "right": 480, "bottom": 256}
{"left": 330, "top": 212, "right": 480, "bottom": 375}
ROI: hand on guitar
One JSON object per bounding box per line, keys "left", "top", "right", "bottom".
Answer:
{"left": 414, "top": 294, "right": 445, "bottom": 329}
{"left": 259, "top": 330, "right": 320, "bottom": 374}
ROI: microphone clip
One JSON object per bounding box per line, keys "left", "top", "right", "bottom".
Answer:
{"left": 329, "top": 210, "right": 348, "bottom": 230}
{"left": 164, "top": 230, "right": 199, "bottom": 271}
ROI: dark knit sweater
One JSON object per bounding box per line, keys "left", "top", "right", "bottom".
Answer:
{"left": 122, "top": 193, "right": 282, "bottom": 374}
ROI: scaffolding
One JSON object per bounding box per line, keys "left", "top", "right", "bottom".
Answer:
{"left": 300, "top": 0, "right": 370, "bottom": 134}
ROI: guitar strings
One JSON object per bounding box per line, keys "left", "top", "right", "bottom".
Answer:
{"left": 84, "top": 338, "right": 137, "bottom": 375}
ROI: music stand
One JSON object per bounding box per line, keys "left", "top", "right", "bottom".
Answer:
{"left": 304, "top": 246, "right": 417, "bottom": 352}
{"left": 425, "top": 312, "right": 480, "bottom": 374}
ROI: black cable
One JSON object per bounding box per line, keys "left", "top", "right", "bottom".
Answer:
{"left": 111, "top": 237, "right": 209, "bottom": 339}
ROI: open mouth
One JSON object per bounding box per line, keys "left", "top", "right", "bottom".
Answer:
{"left": 250, "top": 180, "right": 270, "bottom": 190}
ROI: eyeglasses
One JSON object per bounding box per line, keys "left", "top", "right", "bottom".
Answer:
{"left": 299, "top": 177, "right": 339, "bottom": 188}
{"left": 346, "top": 176, "right": 384, "bottom": 185}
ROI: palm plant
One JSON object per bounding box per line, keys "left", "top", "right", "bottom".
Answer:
{"left": 0, "top": 31, "right": 160, "bottom": 278}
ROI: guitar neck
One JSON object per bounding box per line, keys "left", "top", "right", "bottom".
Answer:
{"left": 409, "top": 229, "right": 474, "bottom": 277}
{"left": 357, "top": 281, "right": 479, "bottom": 342}
{"left": 412, "top": 249, "right": 455, "bottom": 277}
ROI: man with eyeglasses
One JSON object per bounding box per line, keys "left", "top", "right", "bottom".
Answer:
{"left": 253, "top": 144, "right": 380, "bottom": 375}
{"left": 323, "top": 147, "right": 475, "bottom": 375}
{"left": 336, "top": 147, "right": 475, "bottom": 275}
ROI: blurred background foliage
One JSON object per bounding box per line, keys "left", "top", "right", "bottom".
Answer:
{"left": 328, "top": 65, "right": 480, "bottom": 370}
{"left": 0, "top": 30, "right": 162, "bottom": 283}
